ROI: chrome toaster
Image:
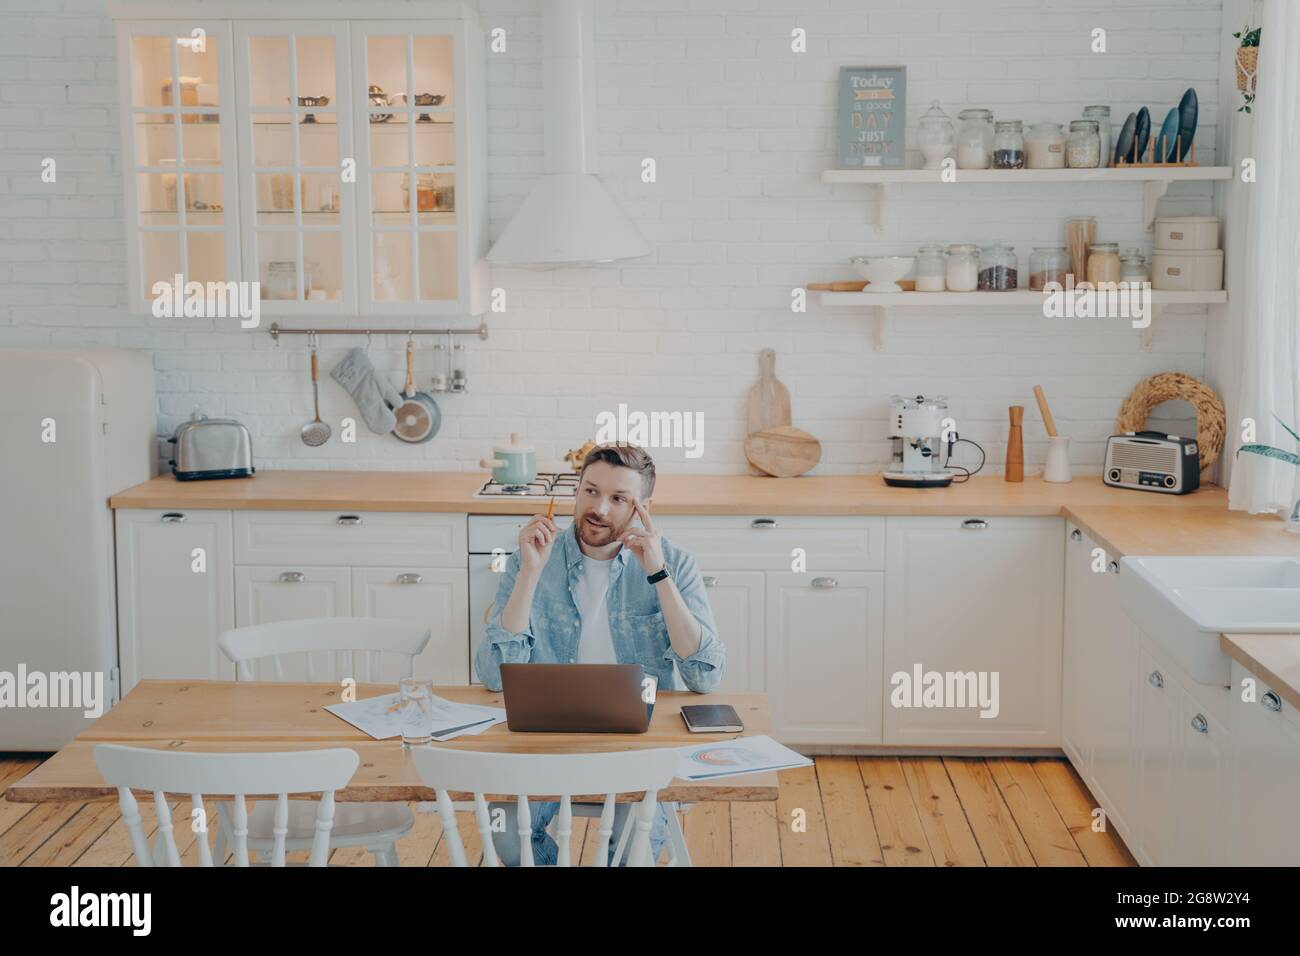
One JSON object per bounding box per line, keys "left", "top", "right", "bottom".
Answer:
{"left": 168, "top": 416, "right": 255, "bottom": 481}
{"left": 1103, "top": 431, "right": 1199, "bottom": 494}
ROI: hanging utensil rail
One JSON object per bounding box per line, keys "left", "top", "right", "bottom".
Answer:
{"left": 268, "top": 322, "right": 489, "bottom": 346}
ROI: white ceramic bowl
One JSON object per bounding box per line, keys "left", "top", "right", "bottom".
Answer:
{"left": 850, "top": 256, "right": 915, "bottom": 293}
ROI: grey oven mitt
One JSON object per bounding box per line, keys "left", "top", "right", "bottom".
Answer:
{"left": 330, "top": 347, "right": 403, "bottom": 434}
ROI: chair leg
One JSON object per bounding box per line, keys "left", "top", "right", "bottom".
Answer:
{"left": 665, "top": 803, "right": 692, "bottom": 868}
{"left": 370, "top": 843, "right": 399, "bottom": 867}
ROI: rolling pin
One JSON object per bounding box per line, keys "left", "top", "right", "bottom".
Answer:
{"left": 1005, "top": 406, "right": 1024, "bottom": 482}
{"left": 1032, "top": 385, "right": 1058, "bottom": 438}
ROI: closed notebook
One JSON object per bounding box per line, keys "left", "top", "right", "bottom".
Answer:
{"left": 680, "top": 704, "right": 744, "bottom": 734}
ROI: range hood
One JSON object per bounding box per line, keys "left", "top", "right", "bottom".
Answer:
{"left": 486, "top": 0, "right": 649, "bottom": 267}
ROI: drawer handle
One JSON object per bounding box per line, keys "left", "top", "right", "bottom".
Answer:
{"left": 1070, "top": 528, "right": 1082, "bottom": 542}
{"left": 337, "top": 515, "right": 363, "bottom": 525}
{"left": 1190, "top": 713, "right": 1209, "bottom": 734}
{"left": 279, "top": 571, "right": 306, "bottom": 584}
{"left": 1262, "top": 691, "right": 1283, "bottom": 713}
{"left": 811, "top": 577, "right": 837, "bottom": 589}
{"left": 396, "top": 573, "right": 423, "bottom": 585}
{"left": 1108, "top": 561, "right": 1120, "bottom": 574}
{"left": 1148, "top": 670, "right": 1164, "bottom": 689}
{"left": 961, "top": 519, "right": 988, "bottom": 530}
{"left": 751, "top": 519, "right": 778, "bottom": 530}
{"left": 702, "top": 576, "right": 719, "bottom": 588}
{"left": 161, "top": 512, "right": 186, "bottom": 523}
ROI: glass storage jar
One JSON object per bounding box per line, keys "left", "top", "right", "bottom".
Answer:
{"left": 915, "top": 242, "right": 947, "bottom": 291}
{"left": 917, "top": 101, "right": 955, "bottom": 170}
{"left": 955, "top": 109, "right": 994, "bottom": 169}
{"left": 1067, "top": 119, "right": 1102, "bottom": 168}
{"left": 1086, "top": 241, "right": 1121, "bottom": 286}
{"left": 978, "top": 243, "right": 1018, "bottom": 290}
{"left": 1028, "top": 246, "right": 1069, "bottom": 290}
{"left": 267, "top": 261, "right": 297, "bottom": 300}
{"left": 945, "top": 243, "right": 980, "bottom": 291}
{"left": 992, "top": 120, "right": 1025, "bottom": 169}
{"left": 1120, "top": 249, "right": 1148, "bottom": 283}
{"left": 1082, "top": 106, "right": 1112, "bottom": 168}
{"left": 1025, "top": 121, "right": 1066, "bottom": 169}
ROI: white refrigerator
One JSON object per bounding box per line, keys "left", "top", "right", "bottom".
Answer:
{"left": 0, "top": 349, "right": 157, "bottom": 750}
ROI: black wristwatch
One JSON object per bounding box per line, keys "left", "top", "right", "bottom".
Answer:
{"left": 646, "top": 565, "right": 671, "bottom": 585}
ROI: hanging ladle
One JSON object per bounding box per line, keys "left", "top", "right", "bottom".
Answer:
{"left": 300, "top": 331, "right": 331, "bottom": 446}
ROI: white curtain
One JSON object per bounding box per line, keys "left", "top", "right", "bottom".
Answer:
{"left": 1227, "top": 0, "right": 1300, "bottom": 515}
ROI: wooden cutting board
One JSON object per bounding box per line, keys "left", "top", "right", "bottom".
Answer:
{"left": 745, "top": 349, "right": 792, "bottom": 475}
{"left": 744, "top": 426, "right": 822, "bottom": 478}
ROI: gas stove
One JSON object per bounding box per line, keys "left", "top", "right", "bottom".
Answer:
{"left": 473, "top": 471, "right": 581, "bottom": 498}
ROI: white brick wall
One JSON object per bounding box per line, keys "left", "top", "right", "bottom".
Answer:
{"left": 0, "top": 0, "right": 1226, "bottom": 476}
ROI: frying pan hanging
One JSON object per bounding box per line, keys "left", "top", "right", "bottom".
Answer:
{"left": 392, "top": 336, "right": 441, "bottom": 443}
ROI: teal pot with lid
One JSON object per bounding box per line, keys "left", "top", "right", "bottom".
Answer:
{"left": 479, "top": 432, "right": 536, "bottom": 486}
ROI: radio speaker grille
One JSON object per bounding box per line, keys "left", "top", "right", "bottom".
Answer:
{"left": 1110, "top": 442, "right": 1177, "bottom": 472}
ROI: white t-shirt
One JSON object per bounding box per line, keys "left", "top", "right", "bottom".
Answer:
{"left": 573, "top": 555, "right": 617, "bottom": 665}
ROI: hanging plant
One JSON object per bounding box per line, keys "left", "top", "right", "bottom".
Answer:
{"left": 1233, "top": 24, "right": 1260, "bottom": 112}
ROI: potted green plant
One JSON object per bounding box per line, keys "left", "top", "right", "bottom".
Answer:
{"left": 1233, "top": 24, "right": 1260, "bottom": 112}
{"left": 1237, "top": 415, "right": 1300, "bottom": 532}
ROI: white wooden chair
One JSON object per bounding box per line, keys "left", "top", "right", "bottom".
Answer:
{"left": 411, "top": 746, "right": 680, "bottom": 866}
{"left": 93, "top": 743, "right": 358, "bottom": 867}
{"left": 216, "top": 618, "right": 431, "bottom": 866}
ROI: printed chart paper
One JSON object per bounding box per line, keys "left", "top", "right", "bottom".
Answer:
{"left": 674, "top": 735, "right": 812, "bottom": 780}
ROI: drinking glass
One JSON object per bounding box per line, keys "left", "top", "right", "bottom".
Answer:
{"left": 399, "top": 678, "right": 434, "bottom": 748}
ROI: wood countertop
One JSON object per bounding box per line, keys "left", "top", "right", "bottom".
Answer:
{"left": 110, "top": 470, "right": 1300, "bottom": 559}
{"left": 1220, "top": 633, "right": 1300, "bottom": 714}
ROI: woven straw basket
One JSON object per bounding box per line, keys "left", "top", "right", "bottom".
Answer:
{"left": 1236, "top": 46, "right": 1258, "bottom": 92}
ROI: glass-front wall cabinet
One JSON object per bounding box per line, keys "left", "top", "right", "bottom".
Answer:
{"left": 116, "top": 13, "right": 482, "bottom": 316}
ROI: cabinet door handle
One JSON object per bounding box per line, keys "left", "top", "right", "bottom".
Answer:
{"left": 279, "top": 571, "right": 306, "bottom": 584}
{"left": 396, "top": 573, "right": 423, "bottom": 585}
{"left": 751, "top": 519, "right": 778, "bottom": 530}
{"left": 811, "top": 577, "right": 838, "bottom": 589}
{"left": 702, "top": 576, "right": 719, "bottom": 588}
{"left": 1262, "top": 691, "right": 1283, "bottom": 713}
{"left": 160, "top": 512, "right": 186, "bottom": 523}
{"left": 336, "top": 515, "right": 363, "bottom": 525}
{"left": 961, "top": 519, "right": 988, "bottom": 530}
{"left": 1190, "top": 713, "right": 1209, "bottom": 734}
{"left": 1070, "top": 529, "right": 1082, "bottom": 542}
{"left": 1108, "top": 561, "right": 1120, "bottom": 574}
{"left": 1148, "top": 670, "right": 1164, "bottom": 689}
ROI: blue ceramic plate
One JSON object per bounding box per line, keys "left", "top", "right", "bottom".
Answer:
{"left": 1134, "top": 107, "right": 1151, "bottom": 163}
{"left": 1158, "top": 108, "right": 1181, "bottom": 162}
{"left": 1113, "top": 112, "right": 1137, "bottom": 165}
{"left": 1176, "top": 88, "right": 1198, "bottom": 161}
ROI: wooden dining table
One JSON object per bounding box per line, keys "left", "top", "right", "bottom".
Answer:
{"left": 5, "top": 681, "right": 780, "bottom": 804}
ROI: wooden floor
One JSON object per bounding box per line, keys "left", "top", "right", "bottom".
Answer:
{"left": 0, "top": 753, "right": 1135, "bottom": 867}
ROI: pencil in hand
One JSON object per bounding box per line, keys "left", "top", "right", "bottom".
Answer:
{"left": 545, "top": 496, "right": 556, "bottom": 522}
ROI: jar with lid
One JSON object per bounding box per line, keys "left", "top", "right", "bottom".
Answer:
{"left": 1028, "top": 246, "right": 1069, "bottom": 290}
{"left": 917, "top": 101, "right": 955, "bottom": 170}
{"left": 945, "top": 243, "right": 980, "bottom": 292}
{"left": 1082, "top": 106, "right": 1112, "bottom": 168}
{"left": 1025, "top": 122, "right": 1066, "bottom": 169}
{"left": 955, "top": 109, "right": 994, "bottom": 169}
{"left": 915, "top": 242, "right": 947, "bottom": 291}
{"left": 1067, "top": 119, "right": 1101, "bottom": 168}
{"left": 992, "top": 120, "right": 1025, "bottom": 169}
{"left": 1120, "top": 248, "right": 1148, "bottom": 283}
{"left": 267, "top": 261, "right": 297, "bottom": 300}
{"left": 978, "top": 243, "right": 1018, "bottom": 290}
{"left": 1086, "top": 241, "right": 1121, "bottom": 286}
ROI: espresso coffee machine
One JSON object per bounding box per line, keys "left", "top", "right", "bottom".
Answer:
{"left": 884, "top": 394, "right": 956, "bottom": 488}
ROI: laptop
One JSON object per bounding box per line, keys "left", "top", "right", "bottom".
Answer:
{"left": 500, "top": 663, "right": 655, "bottom": 733}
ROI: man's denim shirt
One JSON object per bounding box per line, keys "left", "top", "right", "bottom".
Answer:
{"left": 474, "top": 523, "right": 725, "bottom": 694}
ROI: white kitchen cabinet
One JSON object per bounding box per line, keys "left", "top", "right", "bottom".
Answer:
{"left": 1175, "top": 684, "right": 1230, "bottom": 866}
{"left": 1060, "top": 523, "right": 1138, "bottom": 840}
{"left": 700, "top": 571, "right": 765, "bottom": 693}
{"left": 883, "top": 516, "right": 1063, "bottom": 746}
{"left": 1134, "top": 643, "right": 1180, "bottom": 866}
{"left": 352, "top": 566, "right": 468, "bottom": 684}
{"left": 234, "top": 565, "right": 351, "bottom": 681}
{"left": 115, "top": 509, "right": 236, "bottom": 691}
{"left": 113, "top": 5, "right": 487, "bottom": 316}
{"left": 765, "top": 571, "right": 884, "bottom": 745}
{"left": 1229, "top": 661, "right": 1300, "bottom": 865}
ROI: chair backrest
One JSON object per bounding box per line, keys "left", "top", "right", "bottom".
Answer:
{"left": 218, "top": 618, "right": 431, "bottom": 682}
{"left": 411, "top": 747, "right": 680, "bottom": 867}
{"left": 93, "top": 744, "right": 359, "bottom": 867}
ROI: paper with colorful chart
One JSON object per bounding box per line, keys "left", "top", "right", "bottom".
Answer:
{"left": 674, "top": 734, "right": 812, "bottom": 780}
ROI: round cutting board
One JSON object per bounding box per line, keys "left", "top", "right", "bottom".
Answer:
{"left": 744, "top": 425, "right": 822, "bottom": 477}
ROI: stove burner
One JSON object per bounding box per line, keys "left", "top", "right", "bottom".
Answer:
{"left": 475, "top": 471, "right": 580, "bottom": 498}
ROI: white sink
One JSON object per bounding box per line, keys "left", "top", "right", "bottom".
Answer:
{"left": 1119, "top": 556, "right": 1300, "bottom": 685}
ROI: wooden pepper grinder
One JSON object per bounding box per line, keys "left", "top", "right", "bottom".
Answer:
{"left": 1005, "top": 405, "right": 1024, "bottom": 482}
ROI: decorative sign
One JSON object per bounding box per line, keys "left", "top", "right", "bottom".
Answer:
{"left": 838, "top": 66, "right": 907, "bottom": 168}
